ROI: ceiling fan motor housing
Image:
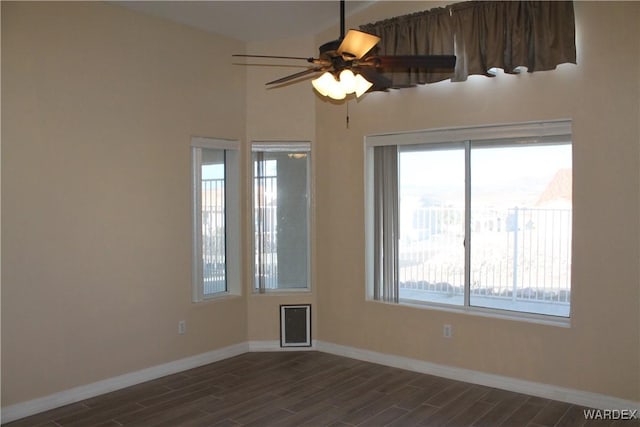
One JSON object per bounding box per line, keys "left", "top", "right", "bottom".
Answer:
{"left": 319, "top": 39, "right": 341, "bottom": 60}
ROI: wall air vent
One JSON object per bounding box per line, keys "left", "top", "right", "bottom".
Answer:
{"left": 280, "top": 304, "right": 312, "bottom": 347}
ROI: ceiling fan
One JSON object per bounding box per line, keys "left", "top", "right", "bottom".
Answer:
{"left": 233, "top": 0, "right": 456, "bottom": 100}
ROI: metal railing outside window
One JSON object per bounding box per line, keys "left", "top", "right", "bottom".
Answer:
{"left": 202, "top": 177, "right": 226, "bottom": 295}
{"left": 399, "top": 206, "right": 572, "bottom": 310}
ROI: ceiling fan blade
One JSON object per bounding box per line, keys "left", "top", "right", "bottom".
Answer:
{"left": 337, "top": 30, "right": 381, "bottom": 60}
{"left": 266, "top": 67, "right": 326, "bottom": 85}
{"left": 357, "top": 67, "right": 392, "bottom": 92}
{"left": 371, "top": 55, "right": 457, "bottom": 70}
{"left": 233, "top": 54, "right": 314, "bottom": 62}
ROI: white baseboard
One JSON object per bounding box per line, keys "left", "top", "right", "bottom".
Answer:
{"left": 315, "top": 340, "right": 640, "bottom": 412}
{"left": 0, "top": 342, "right": 249, "bottom": 424}
{"left": 3, "top": 340, "right": 637, "bottom": 424}
{"left": 248, "top": 340, "right": 317, "bottom": 352}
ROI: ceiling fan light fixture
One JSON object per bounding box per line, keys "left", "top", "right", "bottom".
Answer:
{"left": 311, "top": 72, "right": 335, "bottom": 96}
{"left": 312, "top": 71, "right": 346, "bottom": 100}
{"left": 328, "top": 85, "right": 347, "bottom": 100}
{"left": 353, "top": 73, "right": 373, "bottom": 97}
{"left": 339, "top": 69, "right": 357, "bottom": 94}
{"left": 312, "top": 70, "right": 372, "bottom": 100}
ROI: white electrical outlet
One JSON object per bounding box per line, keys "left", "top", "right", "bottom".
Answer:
{"left": 178, "top": 320, "right": 186, "bottom": 335}
{"left": 443, "top": 324, "right": 453, "bottom": 338}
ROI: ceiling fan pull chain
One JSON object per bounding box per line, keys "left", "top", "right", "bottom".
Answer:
{"left": 346, "top": 100, "right": 350, "bottom": 129}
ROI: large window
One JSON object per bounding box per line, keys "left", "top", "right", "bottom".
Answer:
{"left": 252, "top": 142, "right": 311, "bottom": 292}
{"left": 191, "top": 137, "right": 240, "bottom": 301}
{"left": 366, "top": 121, "right": 572, "bottom": 320}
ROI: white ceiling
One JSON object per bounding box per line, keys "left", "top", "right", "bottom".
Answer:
{"left": 119, "top": 1, "right": 375, "bottom": 42}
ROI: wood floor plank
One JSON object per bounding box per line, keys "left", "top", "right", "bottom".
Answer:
{"left": 295, "top": 408, "right": 345, "bottom": 426}
{"left": 420, "top": 385, "right": 491, "bottom": 426}
{"left": 55, "top": 402, "right": 144, "bottom": 427}
{"left": 200, "top": 392, "right": 276, "bottom": 423}
{"left": 387, "top": 384, "right": 429, "bottom": 410}
{"left": 479, "top": 387, "right": 522, "bottom": 405}
{"left": 409, "top": 374, "right": 456, "bottom": 392}
{"left": 424, "top": 381, "right": 471, "bottom": 407}
{"left": 211, "top": 419, "right": 241, "bottom": 427}
{"left": 2, "top": 351, "right": 605, "bottom": 427}
{"left": 386, "top": 403, "right": 441, "bottom": 427}
{"left": 531, "top": 400, "right": 573, "bottom": 427}
{"left": 338, "top": 392, "right": 401, "bottom": 425}
{"left": 373, "top": 369, "right": 421, "bottom": 394}
{"left": 610, "top": 418, "right": 640, "bottom": 426}
{"left": 361, "top": 406, "right": 410, "bottom": 426}
{"left": 228, "top": 401, "right": 290, "bottom": 426}
{"left": 582, "top": 419, "right": 615, "bottom": 427}
{"left": 445, "top": 399, "right": 494, "bottom": 427}
{"left": 284, "top": 375, "right": 365, "bottom": 413}
{"left": 273, "top": 401, "right": 338, "bottom": 427}
{"left": 555, "top": 405, "right": 589, "bottom": 427}
{"left": 326, "top": 375, "right": 386, "bottom": 406}
{"left": 170, "top": 412, "right": 239, "bottom": 427}
{"left": 469, "top": 389, "right": 529, "bottom": 427}
{"left": 112, "top": 391, "right": 215, "bottom": 425}
{"left": 1, "top": 403, "right": 90, "bottom": 427}
{"left": 498, "top": 396, "right": 549, "bottom": 427}
{"left": 241, "top": 408, "right": 294, "bottom": 427}
{"left": 143, "top": 409, "right": 211, "bottom": 427}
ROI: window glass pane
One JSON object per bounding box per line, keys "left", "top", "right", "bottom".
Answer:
{"left": 398, "top": 148, "right": 466, "bottom": 305}
{"left": 201, "top": 148, "right": 226, "bottom": 295}
{"left": 254, "top": 150, "right": 309, "bottom": 290}
{"left": 470, "top": 144, "right": 572, "bottom": 316}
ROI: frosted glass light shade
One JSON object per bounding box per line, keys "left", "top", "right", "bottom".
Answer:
{"left": 311, "top": 72, "right": 334, "bottom": 96}
{"left": 311, "top": 72, "right": 346, "bottom": 100}
{"left": 339, "top": 69, "right": 357, "bottom": 94}
{"left": 354, "top": 73, "right": 373, "bottom": 97}
{"left": 312, "top": 70, "right": 372, "bottom": 100}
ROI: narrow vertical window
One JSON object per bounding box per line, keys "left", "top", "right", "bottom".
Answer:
{"left": 201, "top": 148, "right": 226, "bottom": 295}
{"left": 252, "top": 143, "right": 311, "bottom": 292}
{"left": 192, "top": 137, "right": 240, "bottom": 301}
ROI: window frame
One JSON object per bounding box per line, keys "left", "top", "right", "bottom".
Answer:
{"left": 191, "top": 136, "right": 241, "bottom": 302}
{"left": 364, "top": 120, "right": 573, "bottom": 326}
{"left": 251, "top": 141, "right": 312, "bottom": 293}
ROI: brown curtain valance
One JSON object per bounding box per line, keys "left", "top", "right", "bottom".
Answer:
{"left": 360, "top": 6, "right": 455, "bottom": 87}
{"left": 359, "top": 1, "right": 576, "bottom": 88}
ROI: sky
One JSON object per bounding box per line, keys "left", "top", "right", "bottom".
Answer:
{"left": 399, "top": 144, "right": 572, "bottom": 209}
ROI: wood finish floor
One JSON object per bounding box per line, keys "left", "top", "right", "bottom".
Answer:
{"left": 4, "top": 351, "right": 637, "bottom": 427}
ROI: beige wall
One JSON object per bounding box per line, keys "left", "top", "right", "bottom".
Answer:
{"left": 243, "top": 36, "right": 318, "bottom": 342}
{"left": 314, "top": 1, "right": 640, "bottom": 402}
{"left": 2, "top": 0, "right": 639, "bottom": 411}
{"left": 1, "top": 2, "right": 248, "bottom": 406}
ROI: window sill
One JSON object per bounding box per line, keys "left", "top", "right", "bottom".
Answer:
{"left": 252, "top": 288, "right": 312, "bottom": 295}
{"left": 368, "top": 298, "right": 571, "bottom": 328}
{"left": 195, "top": 292, "right": 243, "bottom": 304}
